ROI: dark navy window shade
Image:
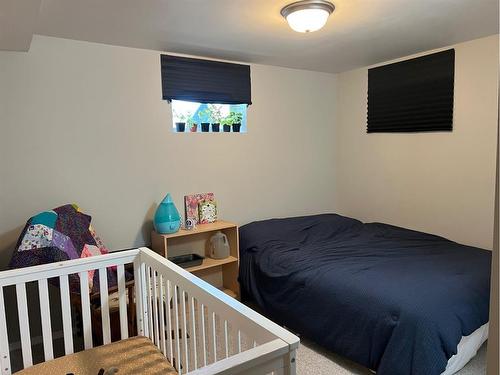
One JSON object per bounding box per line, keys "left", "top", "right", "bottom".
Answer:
{"left": 367, "top": 49, "right": 455, "bottom": 133}
{"left": 160, "top": 54, "right": 252, "bottom": 105}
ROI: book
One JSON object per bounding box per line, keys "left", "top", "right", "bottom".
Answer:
{"left": 184, "top": 192, "right": 215, "bottom": 224}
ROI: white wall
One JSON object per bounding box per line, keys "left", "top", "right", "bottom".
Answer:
{"left": 0, "top": 35, "right": 338, "bottom": 267}
{"left": 334, "top": 35, "right": 499, "bottom": 250}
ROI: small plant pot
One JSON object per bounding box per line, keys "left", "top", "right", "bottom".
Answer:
{"left": 223, "top": 124, "right": 231, "bottom": 132}
{"left": 232, "top": 123, "right": 241, "bottom": 132}
{"left": 201, "top": 123, "right": 210, "bottom": 132}
{"left": 190, "top": 124, "right": 198, "bottom": 132}
{"left": 175, "top": 122, "right": 186, "bottom": 132}
{"left": 211, "top": 123, "right": 220, "bottom": 132}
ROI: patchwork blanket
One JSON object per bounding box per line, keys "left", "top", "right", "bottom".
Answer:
{"left": 9, "top": 204, "right": 115, "bottom": 293}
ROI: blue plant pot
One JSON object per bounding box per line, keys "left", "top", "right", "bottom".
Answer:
{"left": 154, "top": 193, "right": 181, "bottom": 234}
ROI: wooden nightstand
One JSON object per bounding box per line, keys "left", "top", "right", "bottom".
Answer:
{"left": 151, "top": 221, "right": 240, "bottom": 299}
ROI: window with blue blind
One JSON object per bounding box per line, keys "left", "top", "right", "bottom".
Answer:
{"left": 367, "top": 49, "right": 455, "bottom": 133}
{"left": 161, "top": 55, "right": 251, "bottom": 133}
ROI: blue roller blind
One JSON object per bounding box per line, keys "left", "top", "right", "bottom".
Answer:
{"left": 161, "top": 54, "right": 252, "bottom": 105}
{"left": 367, "top": 49, "right": 455, "bottom": 133}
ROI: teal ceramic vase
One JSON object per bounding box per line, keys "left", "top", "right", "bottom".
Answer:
{"left": 154, "top": 193, "right": 181, "bottom": 234}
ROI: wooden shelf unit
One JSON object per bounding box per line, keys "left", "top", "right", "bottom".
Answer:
{"left": 185, "top": 255, "right": 238, "bottom": 273}
{"left": 151, "top": 220, "right": 240, "bottom": 299}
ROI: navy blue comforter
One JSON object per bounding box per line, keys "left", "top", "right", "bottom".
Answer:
{"left": 239, "top": 214, "right": 491, "bottom": 375}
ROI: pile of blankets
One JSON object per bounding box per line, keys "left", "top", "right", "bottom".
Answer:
{"left": 9, "top": 204, "right": 114, "bottom": 293}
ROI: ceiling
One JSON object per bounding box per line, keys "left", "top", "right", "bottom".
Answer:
{"left": 2, "top": 0, "right": 499, "bottom": 73}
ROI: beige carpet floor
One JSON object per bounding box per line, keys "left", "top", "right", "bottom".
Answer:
{"left": 296, "top": 338, "right": 487, "bottom": 375}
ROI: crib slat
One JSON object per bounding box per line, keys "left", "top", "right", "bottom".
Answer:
{"left": 237, "top": 330, "right": 242, "bottom": 353}
{"left": 59, "top": 275, "right": 73, "bottom": 355}
{"left": 152, "top": 270, "right": 159, "bottom": 347}
{"left": 158, "top": 275, "right": 166, "bottom": 356}
{"left": 212, "top": 311, "right": 217, "bottom": 362}
{"left": 117, "top": 265, "right": 128, "bottom": 340}
{"left": 133, "top": 259, "right": 143, "bottom": 337}
{"left": 38, "top": 279, "right": 53, "bottom": 360}
{"left": 79, "top": 272, "right": 93, "bottom": 349}
{"left": 16, "top": 283, "right": 32, "bottom": 367}
{"left": 166, "top": 279, "right": 173, "bottom": 362}
{"left": 224, "top": 320, "right": 229, "bottom": 358}
{"left": 146, "top": 267, "right": 154, "bottom": 341}
{"left": 201, "top": 303, "right": 207, "bottom": 367}
{"left": 182, "top": 291, "right": 189, "bottom": 372}
{"left": 190, "top": 297, "right": 198, "bottom": 370}
{"left": 173, "top": 286, "right": 181, "bottom": 374}
{"left": 98, "top": 268, "right": 111, "bottom": 345}
{"left": 0, "top": 287, "right": 12, "bottom": 375}
{"left": 135, "top": 259, "right": 148, "bottom": 337}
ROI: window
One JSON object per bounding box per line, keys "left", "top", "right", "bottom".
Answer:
{"left": 171, "top": 100, "right": 247, "bottom": 133}
{"left": 160, "top": 54, "right": 251, "bottom": 134}
{"left": 367, "top": 49, "right": 455, "bottom": 133}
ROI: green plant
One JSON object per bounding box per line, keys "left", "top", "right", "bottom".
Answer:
{"left": 221, "top": 114, "right": 231, "bottom": 126}
{"left": 198, "top": 108, "right": 212, "bottom": 123}
{"left": 186, "top": 113, "right": 197, "bottom": 129}
{"left": 173, "top": 109, "right": 187, "bottom": 123}
{"left": 228, "top": 111, "right": 243, "bottom": 126}
{"left": 207, "top": 104, "right": 223, "bottom": 124}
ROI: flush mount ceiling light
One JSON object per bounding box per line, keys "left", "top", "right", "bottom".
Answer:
{"left": 281, "top": 0, "right": 335, "bottom": 33}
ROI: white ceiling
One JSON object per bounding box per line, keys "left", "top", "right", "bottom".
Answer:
{"left": 2, "top": 0, "right": 499, "bottom": 73}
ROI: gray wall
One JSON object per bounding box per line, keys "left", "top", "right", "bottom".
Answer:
{"left": 334, "top": 35, "right": 499, "bottom": 250}
{"left": 0, "top": 35, "right": 338, "bottom": 267}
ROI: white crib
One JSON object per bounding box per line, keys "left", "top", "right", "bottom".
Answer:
{"left": 0, "top": 247, "right": 299, "bottom": 374}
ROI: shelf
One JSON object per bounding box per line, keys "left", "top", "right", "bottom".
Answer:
{"left": 156, "top": 221, "right": 237, "bottom": 239}
{"left": 151, "top": 220, "right": 240, "bottom": 300}
{"left": 185, "top": 256, "right": 238, "bottom": 273}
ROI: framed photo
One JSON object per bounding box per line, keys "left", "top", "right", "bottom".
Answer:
{"left": 199, "top": 200, "right": 217, "bottom": 224}
{"left": 184, "top": 192, "right": 215, "bottom": 224}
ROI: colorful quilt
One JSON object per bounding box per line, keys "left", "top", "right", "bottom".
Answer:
{"left": 9, "top": 204, "right": 115, "bottom": 293}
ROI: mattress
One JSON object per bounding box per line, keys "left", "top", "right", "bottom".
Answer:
{"left": 443, "top": 322, "right": 488, "bottom": 375}
{"left": 239, "top": 214, "right": 491, "bottom": 375}
{"left": 17, "top": 336, "right": 176, "bottom": 375}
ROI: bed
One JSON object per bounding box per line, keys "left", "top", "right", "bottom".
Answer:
{"left": 239, "top": 214, "right": 491, "bottom": 375}
{"left": 0, "top": 247, "right": 299, "bottom": 375}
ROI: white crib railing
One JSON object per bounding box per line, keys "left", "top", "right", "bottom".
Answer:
{"left": 0, "top": 247, "right": 299, "bottom": 375}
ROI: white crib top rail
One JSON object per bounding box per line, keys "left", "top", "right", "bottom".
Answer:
{"left": 0, "top": 250, "right": 139, "bottom": 287}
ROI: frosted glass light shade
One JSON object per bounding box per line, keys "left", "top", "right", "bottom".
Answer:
{"left": 286, "top": 8, "right": 330, "bottom": 33}
{"left": 281, "top": 1, "right": 335, "bottom": 33}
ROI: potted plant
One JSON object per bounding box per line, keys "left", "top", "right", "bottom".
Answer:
{"left": 198, "top": 108, "right": 211, "bottom": 132}
{"left": 229, "top": 111, "right": 243, "bottom": 132}
{"left": 222, "top": 115, "right": 231, "bottom": 132}
{"left": 207, "top": 104, "right": 223, "bottom": 132}
{"left": 173, "top": 109, "right": 186, "bottom": 132}
{"left": 187, "top": 115, "right": 197, "bottom": 132}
